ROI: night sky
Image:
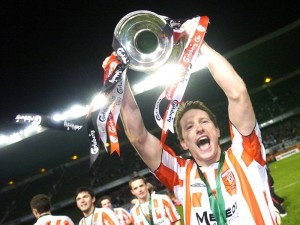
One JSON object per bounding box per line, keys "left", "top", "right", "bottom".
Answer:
{"left": 0, "top": 2, "right": 299, "bottom": 223}
{"left": 1, "top": 0, "right": 298, "bottom": 132}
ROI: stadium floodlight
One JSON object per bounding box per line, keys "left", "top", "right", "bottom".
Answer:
{"left": 90, "top": 93, "right": 107, "bottom": 110}
{"left": 9, "top": 132, "right": 22, "bottom": 143}
{"left": 0, "top": 135, "right": 9, "bottom": 145}
{"left": 52, "top": 104, "right": 87, "bottom": 121}
{"left": 132, "top": 61, "right": 207, "bottom": 94}
{"left": 23, "top": 124, "right": 41, "bottom": 137}
{"left": 132, "top": 64, "right": 179, "bottom": 95}
{"left": 52, "top": 113, "right": 65, "bottom": 121}
{"left": 0, "top": 60, "right": 208, "bottom": 148}
{"left": 133, "top": 75, "right": 162, "bottom": 95}
{"left": 63, "top": 104, "right": 87, "bottom": 119}
{"left": 132, "top": 64, "right": 182, "bottom": 94}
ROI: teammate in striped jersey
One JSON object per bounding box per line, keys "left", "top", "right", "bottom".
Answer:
{"left": 75, "top": 186, "right": 119, "bottom": 225}
{"left": 30, "top": 194, "right": 74, "bottom": 225}
{"left": 98, "top": 195, "right": 132, "bottom": 225}
{"left": 120, "top": 18, "right": 280, "bottom": 225}
{"left": 129, "top": 176, "right": 181, "bottom": 225}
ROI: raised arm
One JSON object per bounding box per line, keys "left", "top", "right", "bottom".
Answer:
{"left": 200, "top": 42, "right": 256, "bottom": 135}
{"left": 120, "top": 78, "right": 162, "bottom": 171}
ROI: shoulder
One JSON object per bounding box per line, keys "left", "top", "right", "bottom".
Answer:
{"left": 152, "top": 193, "right": 163, "bottom": 198}
{"left": 98, "top": 207, "right": 117, "bottom": 218}
{"left": 58, "top": 215, "right": 74, "bottom": 225}
{"left": 152, "top": 193, "right": 172, "bottom": 201}
{"left": 229, "top": 121, "right": 259, "bottom": 139}
{"left": 78, "top": 218, "right": 84, "bottom": 225}
{"left": 95, "top": 207, "right": 113, "bottom": 213}
{"left": 130, "top": 204, "right": 139, "bottom": 213}
{"left": 116, "top": 207, "right": 128, "bottom": 212}
{"left": 56, "top": 215, "right": 72, "bottom": 219}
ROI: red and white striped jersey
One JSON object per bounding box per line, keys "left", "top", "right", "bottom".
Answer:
{"left": 154, "top": 122, "right": 278, "bottom": 225}
{"left": 79, "top": 208, "right": 119, "bottom": 225}
{"left": 113, "top": 207, "right": 132, "bottom": 225}
{"left": 130, "top": 193, "right": 180, "bottom": 225}
{"left": 34, "top": 214, "right": 74, "bottom": 225}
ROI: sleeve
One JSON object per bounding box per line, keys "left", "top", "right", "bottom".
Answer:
{"left": 154, "top": 147, "right": 187, "bottom": 191}
{"left": 98, "top": 208, "right": 119, "bottom": 225}
{"left": 230, "top": 121, "right": 265, "bottom": 166}
{"left": 63, "top": 216, "right": 75, "bottom": 225}
{"left": 121, "top": 208, "right": 132, "bottom": 224}
{"left": 130, "top": 207, "right": 138, "bottom": 225}
{"left": 162, "top": 195, "right": 181, "bottom": 222}
{"left": 78, "top": 218, "right": 84, "bottom": 225}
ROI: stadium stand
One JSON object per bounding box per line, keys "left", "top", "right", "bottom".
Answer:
{"left": 1, "top": 71, "right": 299, "bottom": 225}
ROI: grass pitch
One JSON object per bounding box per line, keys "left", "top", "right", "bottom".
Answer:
{"left": 269, "top": 152, "right": 300, "bottom": 225}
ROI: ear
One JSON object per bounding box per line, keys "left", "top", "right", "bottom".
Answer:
{"left": 180, "top": 139, "right": 188, "bottom": 150}
{"left": 32, "top": 208, "right": 39, "bottom": 219}
{"left": 130, "top": 189, "right": 135, "bottom": 196}
{"left": 92, "top": 196, "right": 96, "bottom": 204}
{"left": 146, "top": 182, "right": 150, "bottom": 189}
{"left": 217, "top": 127, "right": 220, "bottom": 138}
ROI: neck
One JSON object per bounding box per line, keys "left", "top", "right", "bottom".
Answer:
{"left": 139, "top": 192, "right": 150, "bottom": 204}
{"left": 196, "top": 148, "right": 222, "bottom": 167}
{"left": 39, "top": 211, "right": 51, "bottom": 218}
{"left": 83, "top": 205, "right": 95, "bottom": 217}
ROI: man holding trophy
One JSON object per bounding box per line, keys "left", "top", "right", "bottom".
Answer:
{"left": 96, "top": 10, "right": 280, "bottom": 225}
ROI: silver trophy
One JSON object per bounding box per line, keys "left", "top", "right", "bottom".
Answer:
{"left": 113, "top": 10, "right": 185, "bottom": 72}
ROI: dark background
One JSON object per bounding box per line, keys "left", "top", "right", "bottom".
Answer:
{"left": 0, "top": 0, "right": 299, "bottom": 224}
{"left": 1, "top": 0, "right": 299, "bottom": 125}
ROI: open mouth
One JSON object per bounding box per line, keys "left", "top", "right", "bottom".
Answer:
{"left": 197, "top": 136, "right": 210, "bottom": 147}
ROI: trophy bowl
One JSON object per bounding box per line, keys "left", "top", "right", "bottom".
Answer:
{"left": 113, "top": 10, "right": 185, "bottom": 72}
